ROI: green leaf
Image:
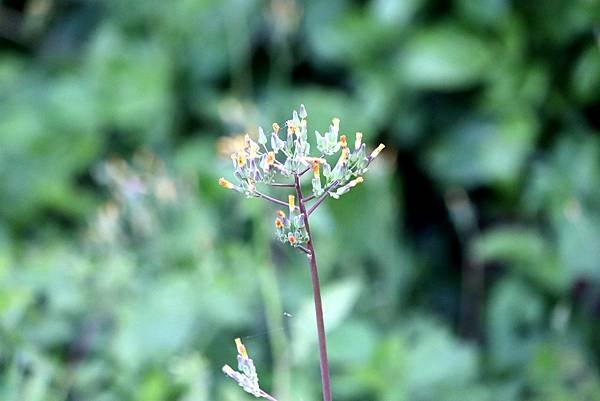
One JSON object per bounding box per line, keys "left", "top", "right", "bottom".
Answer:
{"left": 426, "top": 111, "right": 538, "bottom": 187}
{"left": 487, "top": 278, "right": 544, "bottom": 371}
{"left": 292, "top": 278, "right": 362, "bottom": 363}
{"left": 472, "top": 227, "right": 567, "bottom": 292}
{"left": 397, "top": 24, "right": 493, "bottom": 90}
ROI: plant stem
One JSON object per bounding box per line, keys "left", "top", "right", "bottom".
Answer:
{"left": 260, "top": 389, "right": 280, "bottom": 401}
{"left": 267, "top": 182, "right": 295, "bottom": 188}
{"left": 253, "top": 207, "right": 291, "bottom": 401}
{"left": 307, "top": 180, "right": 339, "bottom": 216}
{"left": 294, "top": 173, "right": 332, "bottom": 401}
{"left": 254, "top": 191, "right": 297, "bottom": 210}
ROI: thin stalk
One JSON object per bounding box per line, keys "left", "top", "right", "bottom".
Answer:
{"left": 255, "top": 191, "right": 297, "bottom": 210}
{"left": 253, "top": 207, "right": 291, "bottom": 401}
{"left": 267, "top": 182, "right": 295, "bottom": 188}
{"left": 307, "top": 180, "right": 339, "bottom": 216}
{"left": 260, "top": 389, "right": 280, "bottom": 401}
{"left": 294, "top": 173, "right": 332, "bottom": 401}
{"left": 303, "top": 194, "right": 316, "bottom": 202}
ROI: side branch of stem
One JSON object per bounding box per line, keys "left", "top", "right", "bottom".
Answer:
{"left": 307, "top": 180, "right": 339, "bottom": 216}
{"left": 254, "top": 191, "right": 297, "bottom": 210}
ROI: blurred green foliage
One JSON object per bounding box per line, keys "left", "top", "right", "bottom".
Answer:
{"left": 1, "top": 0, "right": 600, "bottom": 400}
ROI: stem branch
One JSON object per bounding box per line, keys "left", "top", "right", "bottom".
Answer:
{"left": 260, "top": 389, "right": 279, "bottom": 401}
{"left": 254, "top": 191, "right": 297, "bottom": 210}
{"left": 266, "top": 182, "right": 295, "bottom": 188}
{"left": 307, "top": 180, "right": 339, "bottom": 216}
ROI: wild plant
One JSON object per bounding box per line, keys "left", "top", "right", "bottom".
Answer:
{"left": 219, "top": 105, "right": 384, "bottom": 401}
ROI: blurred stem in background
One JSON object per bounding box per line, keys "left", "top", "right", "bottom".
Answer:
{"left": 445, "top": 187, "right": 483, "bottom": 342}
{"left": 225, "top": 2, "right": 253, "bottom": 97}
{"left": 252, "top": 205, "right": 291, "bottom": 401}
{"left": 267, "top": 0, "right": 294, "bottom": 87}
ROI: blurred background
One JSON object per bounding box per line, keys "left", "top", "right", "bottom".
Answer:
{"left": 1, "top": 0, "right": 600, "bottom": 400}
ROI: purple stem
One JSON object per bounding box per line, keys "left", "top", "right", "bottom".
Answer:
{"left": 294, "top": 173, "right": 332, "bottom": 401}
{"left": 267, "top": 182, "right": 295, "bottom": 188}
{"left": 254, "top": 191, "right": 296, "bottom": 210}
{"left": 307, "top": 180, "right": 339, "bottom": 216}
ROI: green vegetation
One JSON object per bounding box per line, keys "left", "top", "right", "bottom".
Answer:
{"left": 1, "top": 1, "right": 599, "bottom": 401}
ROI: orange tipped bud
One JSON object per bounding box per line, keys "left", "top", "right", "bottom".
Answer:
{"left": 235, "top": 338, "right": 248, "bottom": 359}
{"left": 219, "top": 177, "right": 235, "bottom": 190}
{"left": 288, "top": 233, "right": 297, "bottom": 246}
{"left": 236, "top": 152, "right": 247, "bottom": 167}
{"left": 355, "top": 132, "right": 363, "bottom": 150}
{"left": 340, "top": 147, "right": 349, "bottom": 162}
{"left": 339, "top": 135, "right": 347, "bottom": 148}
{"left": 288, "top": 195, "right": 295, "bottom": 212}
{"left": 275, "top": 218, "right": 284, "bottom": 229}
{"left": 311, "top": 160, "right": 320, "bottom": 177}
{"left": 370, "top": 143, "right": 385, "bottom": 159}
{"left": 266, "top": 151, "right": 275, "bottom": 165}
{"left": 277, "top": 210, "right": 286, "bottom": 218}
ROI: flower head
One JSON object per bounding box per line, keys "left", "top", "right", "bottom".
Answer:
{"left": 219, "top": 177, "right": 235, "bottom": 190}
{"left": 332, "top": 118, "right": 340, "bottom": 132}
{"left": 348, "top": 176, "right": 364, "bottom": 187}
{"left": 339, "top": 135, "right": 347, "bottom": 148}
{"left": 340, "top": 147, "right": 349, "bottom": 163}
{"left": 355, "top": 132, "right": 363, "bottom": 150}
{"left": 370, "top": 143, "right": 385, "bottom": 159}
{"left": 222, "top": 364, "right": 236, "bottom": 377}
{"left": 223, "top": 338, "right": 261, "bottom": 397}
{"left": 218, "top": 105, "right": 379, "bottom": 251}
{"left": 236, "top": 152, "right": 247, "bottom": 168}
{"left": 235, "top": 337, "right": 248, "bottom": 359}
{"left": 312, "top": 160, "right": 320, "bottom": 178}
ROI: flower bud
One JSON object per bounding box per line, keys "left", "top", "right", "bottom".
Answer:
{"left": 272, "top": 123, "right": 280, "bottom": 134}
{"left": 355, "top": 132, "right": 363, "bottom": 150}
{"left": 222, "top": 364, "right": 236, "bottom": 377}
{"left": 236, "top": 152, "right": 247, "bottom": 167}
{"left": 339, "top": 135, "right": 347, "bottom": 148}
{"left": 370, "top": 143, "right": 385, "bottom": 159}
{"left": 235, "top": 338, "right": 248, "bottom": 359}
{"left": 219, "top": 177, "right": 235, "bottom": 190}
{"left": 258, "top": 127, "right": 267, "bottom": 145}
{"left": 332, "top": 118, "right": 340, "bottom": 131}
{"left": 348, "top": 176, "right": 364, "bottom": 187}
{"left": 299, "top": 104, "right": 307, "bottom": 119}
{"left": 288, "top": 195, "right": 295, "bottom": 213}
{"left": 340, "top": 147, "right": 349, "bottom": 162}
{"left": 311, "top": 160, "right": 320, "bottom": 178}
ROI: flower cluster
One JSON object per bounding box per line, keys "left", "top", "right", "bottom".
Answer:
{"left": 274, "top": 197, "right": 309, "bottom": 248}
{"left": 222, "top": 338, "right": 273, "bottom": 399}
{"left": 219, "top": 104, "right": 384, "bottom": 249}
